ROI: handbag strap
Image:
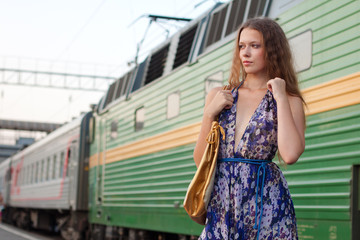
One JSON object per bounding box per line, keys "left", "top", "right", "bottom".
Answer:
{"left": 206, "top": 122, "right": 225, "bottom": 144}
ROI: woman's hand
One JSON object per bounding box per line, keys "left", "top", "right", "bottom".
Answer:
{"left": 204, "top": 89, "right": 233, "bottom": 120}
{"left": 267, "top": 77, "right": 287, "bottom": 102}
{"left": 193, "top": 87, "right": 233, "bottom": 167}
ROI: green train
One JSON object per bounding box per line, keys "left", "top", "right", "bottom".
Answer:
{"left": 1, "top": 0, "right": 359, "bottom": 239}
{"left": 88, "top": 0, "right": 360, "bottom": 239}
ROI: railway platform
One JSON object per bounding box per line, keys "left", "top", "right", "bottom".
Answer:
{"left": 0, "top": 223, "right": 57, "bottom": 240}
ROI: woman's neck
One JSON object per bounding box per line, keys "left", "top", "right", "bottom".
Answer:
{"left": 243, "top": 73, "right": 268, "bottom": 90}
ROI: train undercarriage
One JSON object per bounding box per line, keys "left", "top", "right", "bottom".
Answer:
{"left": 2, "top": 207, "right": 198, "bottom": 240}
{"left": 2, "top": 207, "right": 88, "bottom": 240}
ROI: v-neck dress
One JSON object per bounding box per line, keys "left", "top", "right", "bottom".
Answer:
{"left": 199, "top": 87, "right": 298, "bottom": 240}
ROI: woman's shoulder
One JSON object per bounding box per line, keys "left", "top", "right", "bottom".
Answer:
{"left": 287, "top": 94, "right": 304, "bottom": 106}
{"left": 287, "top": 94, "right": 305, "bottom": 117}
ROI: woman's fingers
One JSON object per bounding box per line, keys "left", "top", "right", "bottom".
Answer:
{"left": 210, "top": 90, "right": 233, "bottom": 113}
{"left": 267, "top": 78, "right": 287, "bottom": 101}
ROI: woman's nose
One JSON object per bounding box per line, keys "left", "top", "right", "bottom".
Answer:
{"left": 242, "top": 46, "right": 250, "bottom": 57}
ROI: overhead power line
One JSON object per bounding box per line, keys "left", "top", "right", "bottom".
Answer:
{"left": 55, "top": 0, "right": 109, "bottom": 62}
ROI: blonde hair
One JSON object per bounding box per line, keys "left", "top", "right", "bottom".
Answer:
{"left": 228, "top": 17, "right": 304, "bottom": 102}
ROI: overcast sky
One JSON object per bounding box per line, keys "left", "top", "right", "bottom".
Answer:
{"left": 0, "top": 0, "right": 220, "bottom": 124}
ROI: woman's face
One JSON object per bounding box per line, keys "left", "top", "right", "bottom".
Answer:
{"left": 239, "top": 28, "right": 266, "bottom": 76}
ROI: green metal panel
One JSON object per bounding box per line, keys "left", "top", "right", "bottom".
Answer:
{"left": 279, "top": 0, "right": 360, "bottom": 89}
{"left": 282, "top": 104, "right": 360, "bottom": 240}
{"left": 89, "top": 144, "right": 203, "bottom": 235}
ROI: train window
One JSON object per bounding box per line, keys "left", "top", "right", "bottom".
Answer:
{"left": 135, "top": 107, "right": 145, "bottom": 131}
{"left": 247, "top": 0, "right": 268, "bottom": 19}
{"left": 22, "top": 169, "right": 25, "bottom": 185}
{"left": 225, "top": 0, "right": 247, "bottom": 36}
{"left": 130, "top": 58, "right": 148, "bottom": 93}
{"left": 18, "top": 168, "right": 22, "bottom": 186}
{"left": 24, "top": 166, "right": 27, "bottom": 185}
{"left": 23, "top": 167, "right": 26, "bottom": 185}
{"left": 205, "top": 71, "right": 224, "bottom": 96}
{"left": 167, "top": 92, "right": 180, "bottom": 119}
{"left": 17, "top": 168, "right": 21, "bottom": 186}
{"left": 289, "top": 29, "right": 312, "bottom": 72}
{"left": 40, "top": 159, "right": 45, "bottom": 182}
{"left": 22, "top": 167, "right": 25, "bottom": 185}
{"left": 22, "top": 168, "right": 25, "bottom": 185}
{"left": 25, "top": 165, "right": 29, "bottom": 185}
{"left": 60, "top": 151, "right": 65, "bottom": 178}
{"left": 114, "top": 76, "right": 125, "bottom": 100}
{"left": 31, "top": 163, "right": 34, "bottom": 184}
{"left": 66, "top": 149, "right": 71, "bottom": 177}
{"left": 145, "top": 44, "right": 170, "bottom": 85}
{"left": 34, "top": 163, "right": 37, "bottom": 183}
{"left": 103, "top": 81, "right": 117, "bottom": 108}
{"left": 203, "top": 0, "right": 271, "bottom": 53}
{"left": 114, "top": 70, "right": 134, "bottom": 100}
{"left": 121, "top": 70, "right": 134, "bottom": 98}
{"left": 35, "top": 162, "right": 39, "bottom": 183}
{"left": 205, "top": 4, "right": 228, "bottom": 48}
{"left": 28, "top": 165, "right": 31, "bottom": 184}
{"left": 27, "top": 165, "right": 30, "bottom": 184}
{"left": 29, "top": 164, "right": 31, "bottom": 184}
{"left": 173, "top": 25, "right": 198, "bottom": 69}
{"left": 19, "top": 167, "right": 22, "bottom": 186}
{"left": 46, "top": 157, "right": 50, "bottom": 181}
{"left": 88, "top": 117, "right": 95, "bottom": 144}
{"left": 110, "top": 120, "right": 118, "bottom": 139}
{"left": 52, "top": 154, "right": 57, "bottom": 179}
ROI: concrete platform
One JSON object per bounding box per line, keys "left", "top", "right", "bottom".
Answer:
{"left": 0, "top": 223, "right": 58, "bottom": 240}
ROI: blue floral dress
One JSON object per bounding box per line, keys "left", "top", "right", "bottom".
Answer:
{"left": 199, "top": 86, "right": 298, "bottom": 240}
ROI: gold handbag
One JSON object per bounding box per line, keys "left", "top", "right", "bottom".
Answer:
{"left": 183, "top": 120, "right": 225, "bottom": 225}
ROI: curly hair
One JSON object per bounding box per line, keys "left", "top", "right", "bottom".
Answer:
{"left": 228, "top": 17, "right": 304, "bottom": 102}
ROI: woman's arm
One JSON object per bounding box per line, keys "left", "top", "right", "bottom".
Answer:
{"left": 267, "top": 78, "right": 305, "bottom": 164}
{"left": 276, "top": 95, "right": 305, "bottom": 164}
{"left": 193, "top": 87, "right": 233, "bottom": 167}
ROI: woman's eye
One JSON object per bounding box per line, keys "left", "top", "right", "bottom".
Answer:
{"left": 252, "top": 44, "right": 260, "bottom": 48}
{"left": 239, "top": 45, "right": 244, "bottom": 49}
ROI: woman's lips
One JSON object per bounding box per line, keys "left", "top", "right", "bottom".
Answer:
{"left": 243, "top": 61, "right": 252, "bottom": 66}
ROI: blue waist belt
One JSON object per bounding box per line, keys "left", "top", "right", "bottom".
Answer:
{"left": 218, "top": 158, "right": 271, "bottom": 240}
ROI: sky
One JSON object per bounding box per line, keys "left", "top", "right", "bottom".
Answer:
{"left": 0, "top": 0, "right": 221, "bottom": 127}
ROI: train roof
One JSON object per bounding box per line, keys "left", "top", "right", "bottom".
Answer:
{"left": 95, "top": 0, "right": 261, "bottom": 113}
{"left": 6, "top": 113, "right": 89, "bottom": 161}
{"left": 95, "top": 0, "right": 306, "bottom": 113}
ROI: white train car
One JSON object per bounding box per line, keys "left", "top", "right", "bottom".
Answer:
{"left": 1, "top": 112, "right": 92, "bottom": 239}
{"left": 0, "top": 158, "right": 11, "bottom": 206}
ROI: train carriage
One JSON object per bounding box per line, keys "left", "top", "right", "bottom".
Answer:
{"left": 0, "top": 112, "right": 92, "bottom": 238}
{"left": 88, "top": 0, "right": 360, "bottom": 239}
{"left": 0, "top": 158, "right": 11, "bottom": 206}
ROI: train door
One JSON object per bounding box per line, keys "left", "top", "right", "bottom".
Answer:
{"left": 4, "top": 162, "right": 11, "bottom": 205}
{"left": 67, "top": 138, "right": 78, "bottom": 208}
{"left": 96, "top": 118, "right": 106, "bottom": 205}
{"left": 76, "top": 113, "right": 92, "bottom": 210}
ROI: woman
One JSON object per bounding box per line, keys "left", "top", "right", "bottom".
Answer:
{"left": 193, "top": 18, "right": 305, "bottom": 239}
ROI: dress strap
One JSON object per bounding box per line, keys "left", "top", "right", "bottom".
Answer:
{"left": 231, "top": 81, "right": 244, "bottom": 93}
{"left": 219, "top": 157, "right": 271, "bottom": 240}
